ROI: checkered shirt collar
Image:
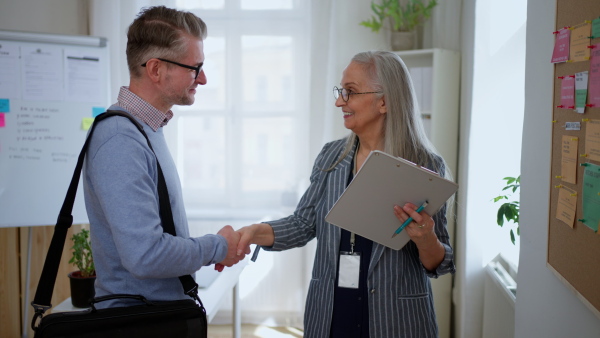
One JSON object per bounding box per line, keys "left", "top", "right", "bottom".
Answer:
{"left": 116, "top": 86, "right": 173, "bottom": 131}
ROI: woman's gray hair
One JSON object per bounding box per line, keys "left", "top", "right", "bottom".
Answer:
{"left": 126, "top": 6, "right": 207, "bottom": 78}
{"left": 330, "top": 51, "right": 450, "bottom": 180}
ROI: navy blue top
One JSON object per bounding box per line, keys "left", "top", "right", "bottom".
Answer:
{"left": 330, "top": 158, "right": 373, "bottom": 338}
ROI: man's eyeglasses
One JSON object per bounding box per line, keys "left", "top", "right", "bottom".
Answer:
{"left": 141, "top": 58, "right": 203, "bottom": 79}
{"left": 333, "top": 86, "right": 382, "bottom": 102}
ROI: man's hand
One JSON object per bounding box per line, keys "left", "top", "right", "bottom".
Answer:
{"left": 215, "top": 225, "right": 250, "bottom": 271}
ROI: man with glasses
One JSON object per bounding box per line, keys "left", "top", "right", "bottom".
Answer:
{"left": 83, "top": 6, "right": 247, "bottom": 309}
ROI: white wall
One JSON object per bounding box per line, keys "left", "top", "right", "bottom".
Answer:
{"left": 516, "top": 0, "right": 600, "bottom": 337}
{"left": 0, "top": 0, "right": 88, "bottom": 35}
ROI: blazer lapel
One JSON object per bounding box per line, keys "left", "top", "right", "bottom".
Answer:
{"left": 369, "top": 244, "right": 386, "bottom": 276}
{"left": 326, "top": 140, "right": 358, "bottom": 271}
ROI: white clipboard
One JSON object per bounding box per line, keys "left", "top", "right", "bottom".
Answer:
{"left": 325, "top": 151, "right": 458, "bottom": 250}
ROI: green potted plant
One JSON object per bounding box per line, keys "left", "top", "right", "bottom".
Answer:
{"left": 493, "top": 176, "right": 520, "bottom": 245}
{"left": 68, "top": 228, "right": 96, "bottom": 308}
{"left": 360, "top": 0, "right": 438, "bottom": 51}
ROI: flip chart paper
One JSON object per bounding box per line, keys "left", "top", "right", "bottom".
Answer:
{"left": 561, "top": 135, "right": 578, "bottom": 184}
{"left": 556, "top": 186, "right": 577, "bottom": 228}
{"left": 65, "top": 50, "right": 104, "bottom": 103}
{"left": 21, "top": 45, "right": 64, "bottom": 101}
{"left": 0, "top": 42, "right": 20, "bottom": 100}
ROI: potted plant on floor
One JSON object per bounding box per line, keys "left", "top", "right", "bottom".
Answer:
{"left": 360, "top": 0, "right": 438, "bottom": 51}
{"left": 68, "top": 228, "right": 96, "bottom": 308}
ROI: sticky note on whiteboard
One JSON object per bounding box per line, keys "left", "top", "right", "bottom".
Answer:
{"left": 0, "top": 99, "right": 9, "bottom": 112}
{"left": 82, "top": 117, "right": 94, "bottom": 130}
{"left": 92, "top": 106, "right": 105, "bottom": 117}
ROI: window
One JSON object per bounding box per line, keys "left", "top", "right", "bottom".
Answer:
{"left": 166, "top": 0, "right": 310, "bottom": 219}
{"left": 471, "top": 0, "right": 526, "bottom": 268}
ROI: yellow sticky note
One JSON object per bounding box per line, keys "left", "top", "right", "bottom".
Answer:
{"left": 82, "top": 117, "right": 94, "bottom": 130}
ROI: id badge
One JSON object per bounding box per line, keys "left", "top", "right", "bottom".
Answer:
{"left": 338, "top": 251, "right": 361, "bottom": 289}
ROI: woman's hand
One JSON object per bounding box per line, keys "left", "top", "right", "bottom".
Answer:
{"left": 393, "top": 203, "right": 445, "bottom": 271}
{"left": 393, "top": 203, "right": 436, "bottom": 247}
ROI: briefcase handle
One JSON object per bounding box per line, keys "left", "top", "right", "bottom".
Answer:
{"left": 89, "top": 294, "right": 153, "bottom": 311}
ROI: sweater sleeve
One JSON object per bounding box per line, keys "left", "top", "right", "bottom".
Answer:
{"left": 87, "top": 131, "right": 227, "bottom": 279}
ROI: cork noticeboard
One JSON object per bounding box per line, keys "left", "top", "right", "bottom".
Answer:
{"left": 549, "top": 1, "right": 600, "bottom": 318}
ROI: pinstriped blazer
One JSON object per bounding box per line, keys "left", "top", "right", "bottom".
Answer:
{"left": 265, "top": 137, "right": 455, "bottom": 338}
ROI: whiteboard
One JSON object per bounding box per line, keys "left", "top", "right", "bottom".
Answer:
{"left": 0, "top": 30, "right": 110, "bottom": 227}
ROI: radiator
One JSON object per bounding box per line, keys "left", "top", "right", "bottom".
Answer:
{"left": 482, "top": 254, "right": 517, "bottom": 338}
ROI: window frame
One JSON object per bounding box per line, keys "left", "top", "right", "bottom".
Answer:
{"left": 166, "top": 1, "right": 310, "bottom": 220}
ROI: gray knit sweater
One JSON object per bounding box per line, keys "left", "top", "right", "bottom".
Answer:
{"left": 83, "top": 106, "right": 226, "bottom": 308}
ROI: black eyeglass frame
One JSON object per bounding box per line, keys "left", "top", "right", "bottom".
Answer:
{"left": 333, "top": 86, "right": 382, "bottom": 102}
{"left": 141, "top": 58, "right": 203, "bottom": 79}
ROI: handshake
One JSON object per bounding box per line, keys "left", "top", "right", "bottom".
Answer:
{"left": 213, "top": 224, "right": 261, "bottom": 272}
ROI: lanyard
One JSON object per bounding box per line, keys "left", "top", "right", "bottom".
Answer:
{"left": 350, "top": 147, "right": 358, "bottom": 254}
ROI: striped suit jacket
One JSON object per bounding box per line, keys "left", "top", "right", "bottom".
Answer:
{"left": 265, "top": 138, "right": 455, "bottom": 338}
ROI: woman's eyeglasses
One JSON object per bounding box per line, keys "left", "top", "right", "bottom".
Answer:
{"left": 333, "top": 86, "right": 382, "bottom": 102}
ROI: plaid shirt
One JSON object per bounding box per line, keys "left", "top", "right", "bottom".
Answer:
{"left": 116, "top": 86, "right": 173, "bottom": 131}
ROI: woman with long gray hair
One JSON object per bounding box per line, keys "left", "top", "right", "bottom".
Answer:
{"left": 238, "top": 50, "right": 455, "bottom": 338}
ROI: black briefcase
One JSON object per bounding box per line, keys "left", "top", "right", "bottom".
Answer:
{"left": 31, "top": 112, "right": 208, "bottom": 338}
{"left": 34, "top": 295, "right": 206, "bottom": 338}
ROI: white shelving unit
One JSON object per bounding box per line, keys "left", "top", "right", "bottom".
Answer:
{"left": 394, "top": 48, "right": 460, "bottom": 338}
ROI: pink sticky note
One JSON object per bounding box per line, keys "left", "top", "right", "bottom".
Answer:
{"left": 560, "top": 76, "right": 575, "bottom": 108}
{"left": 589, "top": 45, "right": 600, "bottom": 107}
{"left": 0, "top": 113, "right": 5, "bottom": 128}
{"left": 551, "top": 28, "right": 570, "bottom": 63}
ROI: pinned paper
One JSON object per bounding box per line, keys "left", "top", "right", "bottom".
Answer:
{"left": 570, "top": 22, "right": 592, "bottom": 62}
{"left": 588, "top": 45, "right": 600, "bottom": 107}
{"left": 92, "top": 107, "right": 105, "bottom": 118}
{"left": 0, "top": 113, "right": 5, "bottom": 128}
{"left": 81, "top": 117, "right": 94, "bottom": 130}
{"left": 556, "top": 185, "right": 578, "bottom": 228}
{"left": 565, "top": 122, "right": 581, "bottom": 130}
{"left": 561, "top": 135, "right": 578, "bottom": 184}
{"left": 551, "top": 28, "right": 570, "bottom": 63}
{"left": 585, "top": 119, "right": 600, "bottom": 162}
{"left": 575, "top": 71, "right": 589, "bottom": 114}
{"left": 560, "top": 76, "right": 575, "bottom": 108}
{"left": 582, "top": 163, "right": 600, "bottom": 232}
{"left": 0, "top": 99, "right": 9, "bottom": 112}
{"left": 593, "top": 17, "right": 600, "bottom": 39}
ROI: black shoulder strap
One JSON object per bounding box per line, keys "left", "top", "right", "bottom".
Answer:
{"left": 31, "top": 110, "right": 201, "bottom": 327}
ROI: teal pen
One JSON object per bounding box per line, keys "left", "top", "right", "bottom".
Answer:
{"left": 391, "top": 201, "right": 428, "bottom": 238}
